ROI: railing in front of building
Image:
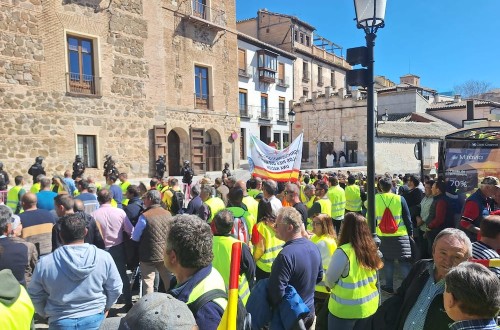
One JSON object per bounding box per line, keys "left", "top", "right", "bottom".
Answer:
{"left": 241, "top": 105, "right": 292, "bottom": 123}
{"left": 302, "top": 73, "right": 310, "bottom": 83}
{"left": 191, "top": 2, "right": 227, "bottom": 27}
{"left": 238, "top": 66, "right": 252, "bottom": 78}
{"left": 66, "top": 72, "right": 101, "bottom": 96}
{"left": 277, "top": 76, "right": 290, "bottom": 88}
{"left": 239, "top": 105, "right": 249, "bottom": 117}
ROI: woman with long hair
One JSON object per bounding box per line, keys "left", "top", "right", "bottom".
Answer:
{"left": 252, "top": 199, "right": 284, "bottom": 280}
{"left": 326, "top": 212, "right": 383, "bottom": 329}
{"left": 310, "top": 213, "right": 337, "bottom": 329}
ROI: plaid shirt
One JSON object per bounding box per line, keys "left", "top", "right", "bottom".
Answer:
{"left": 449, "top": 318, "right": 498, "bottom": 330}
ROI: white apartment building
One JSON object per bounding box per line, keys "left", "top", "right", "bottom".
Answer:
{"left": 237, "top": 33, "right": 295, "bottom": 164}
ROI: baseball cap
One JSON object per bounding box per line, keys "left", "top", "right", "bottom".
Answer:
{"left": 99, "top": 293, "right": 197, "bottom": 330}
{"left": 481, "top": 176, "right": 500, "bottom": 188}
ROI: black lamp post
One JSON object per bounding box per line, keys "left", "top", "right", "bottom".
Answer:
{"left": 352, "top": 0, "right": 387, "bottom": 234}
{"left": 288, "top": 109, "right": 296, "bottom": 141}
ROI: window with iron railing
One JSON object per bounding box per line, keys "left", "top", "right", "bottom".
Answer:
{"left": 194, "top": 65, "right": 210, "bottom": 109}
{"left": 239, "top": 89, "right": 248, "bottom": 117}
{"left": 279, "top": 97, "right": 286, "bottom": 121}
{"left": 77, "top": 135, "right": 97, "bottom": 168}
{"left": 260, "top": 94, "right": 269, "bottom": 119}
{"left": 192, "top": 0, "right": 207, "bottom": 19}
{"left": 67, "top": 36, "right": 99, "bottom": 95}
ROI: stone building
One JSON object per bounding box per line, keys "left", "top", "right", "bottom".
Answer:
{"left": 0, "top": 0, "right": 239, "bottom": 181}
{"left": 237, "top": 9, "right": 351, "bottom": 103}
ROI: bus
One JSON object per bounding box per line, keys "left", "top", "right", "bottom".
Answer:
{"left": 438, "top": 123, "right": 500, "bottom": 195}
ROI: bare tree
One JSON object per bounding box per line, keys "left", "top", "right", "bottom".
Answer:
{"left": 453, "top": 80, "right": 492, "bottom": 98}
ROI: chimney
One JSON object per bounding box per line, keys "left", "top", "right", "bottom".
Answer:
{"left": 339, "top": 88, "right": 347, "bottom": 98}
{"left": 325, "top": 86, "right": 332, "bottom": 98}
{"left": 466, "top": 100, "right": 475, "bottom": 120}
{"left": 312, "top": 91, "right": 318, "bottom": 100}
{"left": 454, "top": 94, "right": 462, "bottom": 103}
{"left": 353, "top": 89, "right": 361, "bottom": 100}
{"left": 434, "top": 94, "right": 441, "bottom": 103}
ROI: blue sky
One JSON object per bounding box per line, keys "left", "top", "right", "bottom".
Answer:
{"left": 236, "top": 0, "right": 500, "bottom": 93}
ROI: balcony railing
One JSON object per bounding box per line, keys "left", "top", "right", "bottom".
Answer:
{"left": 239, "top": 105, "right": 249, "bottom": 117}
{"left": 238, "top": 66, "right": 252, "bottom": 78}
{"left": 190, "top": 2, "right": 227, "bottom": 28}
{"left": 259, "top": 109, "right": 271, "bottom": 120}
{"left": 302, "top": 73, "right": 310, "bottom": 83}
{"left": 277, "top": 76, "right": 290, "bottom": 88}
{"left": 318, "top": 79, "right": 324, "bottom": 87}
{"left": 66, "top": 72, "right": 101, "bottom": 96}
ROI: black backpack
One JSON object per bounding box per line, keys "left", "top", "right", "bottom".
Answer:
{"left": 169, "top": 188, "right": 185, "bottom": 215}
{"left": 187, "top": 289, "right": 251, "bottom": 330}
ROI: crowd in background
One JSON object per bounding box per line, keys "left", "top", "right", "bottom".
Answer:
{"left": 0, "top": 162, "right": 499, "bottom": 330}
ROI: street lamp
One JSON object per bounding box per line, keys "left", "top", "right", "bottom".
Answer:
{"left": 352, "top": 0, "right": 387, "bottom": 234}
{"left": 288, "top": 109, "right": 296, "bottom": 140}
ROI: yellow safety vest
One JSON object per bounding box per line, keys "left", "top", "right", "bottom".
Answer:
{"left": 212, "top": 236, "right": 251, "bottom": 305}
{"left": 375, "top": 193, "right": 408, "bottom": 237}
{"left": 247, "top": 189, "right": 261, "bottom": 198}
{"left": 186, "top": 267, "right": 228, "bottom": 311}
{"left": 255, "top": 222, "right": 284, "bottom": 273}
{"left": 316, "top": 198, "right": 332, "bottom": 216}
{"left": 205, "top": 197, "right": 226, "bottom": 223}
{"left": 30, "top": 183, "right": 40, "bottom": 194}
{"left": 7, "top": 186, "right": 23, "bottom": 213}
{"left": 242, "top": 196, "right": 259, "bottom": 225}
{"left": 329, "top": 243, "right": 379, "bottom": 319}
{"left": 299, "top": 185, "right": 307, "bottom": 203}
{"left": 345, "top": 185, "right": 362, "bottom": 211}
{"left": 0, "top": 284, "right": 35, "bottom": 330}
{"left": 311, "top": 235, "right": 337, "bottom": 294}
{"left": 120, "top": 181, "right": 131, "bottom": 206}
{"left": 328, "top": 186, "right": 346, "bottom": 219}
{"left": 306, "top": 196, "right": 316, "bottom": 209}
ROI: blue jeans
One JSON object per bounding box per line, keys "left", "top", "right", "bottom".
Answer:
{"left": 49, "top": 312, "right": 104, "bottom": 330}
{"left": 328, "top": 313, "right": 357, "bottom": 330}
{"left": 108, "top": 243, "right": 132, "bottom": 304}
{"left": 382, "top": 258, "right": 411, "bottom": 290}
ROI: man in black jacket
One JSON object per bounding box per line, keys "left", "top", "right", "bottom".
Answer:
{"left": 356, "top": 228, "right": 471, "bottom": 330}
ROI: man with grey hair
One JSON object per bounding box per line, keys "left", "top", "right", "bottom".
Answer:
{"left": 366, "top": 228, "right": 472, "bottom": 330}
{"left": 443, "top": 262, "right": 500, "bottom": 329}
{"left": 261, "top": 179, "right": 282, "bottom": 216}
{"left": 198, "top": 184, "right": 225, "bottom": 223}
{"left": 0, "top": 205, "right": 37, "bottom": 286}
{"left": 132, "top": 189, "right": 173, "bottom": 294}
{"left": 269, "top": 207, "right": 322, "bottom": 329}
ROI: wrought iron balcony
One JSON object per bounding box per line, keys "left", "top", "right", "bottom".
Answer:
{"left": 238, "top": 66, "right": 252, "bottom": 78}
{"left": 277, "top": 77, "right": 290, "bottom": 88}
{"left": 66, "top": 72, "right": 101, "bottom": 96}
{"left": 189, "top": 2, "right": 227, "bottom": 30}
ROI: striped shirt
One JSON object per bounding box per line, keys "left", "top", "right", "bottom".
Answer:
{"left": 472, "top": 241, "right": 500, "bottom": 277}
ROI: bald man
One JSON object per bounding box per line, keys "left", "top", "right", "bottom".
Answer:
{"left": 18, "top": 193, "right": 57, "bottom": 229}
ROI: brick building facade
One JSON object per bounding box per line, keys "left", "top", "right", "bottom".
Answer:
{"left": 0, "top": 0, "right": 239, "bottom": 181}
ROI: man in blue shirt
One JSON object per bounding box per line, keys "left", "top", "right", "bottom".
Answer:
{"left": 106, "top": 175, "right": 123, "bottom": 209}
{"left": 269, "top": 207, "right": 323, "bottom": 329}
{"left": 35, "top": 177, "right": 57, "bottom": 212}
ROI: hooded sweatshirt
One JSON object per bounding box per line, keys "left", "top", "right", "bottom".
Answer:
{"left": 28, "top": 243, "right": 122, "bottom": 323}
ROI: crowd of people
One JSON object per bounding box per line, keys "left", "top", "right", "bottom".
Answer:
{"left": 0, "top": 164, "right": 499, "bottom": 330}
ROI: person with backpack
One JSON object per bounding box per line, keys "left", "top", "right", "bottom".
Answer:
{"left": 162, "top": 178, "right": 184, "bottom": 215}
{"left": 212, "top": 210, "right": 255, "bottom": 305}
{"left": 181, "top": 160, "right": 194, "bottom": 200}
{"left": 375, "top": 176, "right": 413, "bottom": 294}
{"left": 218, "top": 187, "right": 254, "bottom": 244}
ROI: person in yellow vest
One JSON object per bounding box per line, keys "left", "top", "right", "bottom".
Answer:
{"left": 86, "top": 176, "right": 102, "bottom": 192}
{"left": 307, "top": 182, "right": 332, "bottom": 232}
{"left": 197, "top": 184, "right": 225, "bottom": 223}
{"left": 118, "top": 173, "right": 131, "bottom": 207}
{"left": 327, "top": 176, "right": 346, "bottom": 235}
{"left": 164, "top": 214, "right": 227, "bottom": 329}
{"left": 326, "top": 212, "right": 383, "bottom": 329}
{"left": 211, "top": 210, "right": 255, "bottom": 305}
{"left": 7, "top": 176, "right": 26, "bottom": 214}
{"left": 246, "top": 177, "right": 262, "bottom": 199}
{"left": 0, "top": 269, "right": 35, "bottom": 329}
{"left": 162, "top": 178, "right": 182, "bottom": 214}
{"left": 238, "top": 180, "right": 259, "bottom": 223}
{"left": 375, "top": 176, "right": 413, "bottom": 294}
{"left": 304, "top": 184, "right": 317, "bottom": 210}
{"left": 310, "top": 214, "right": 337, "bottom": 329}
{"left": 30, "top": 174, "right": 45, "bottom": 194}
{"left": 252, "top": 199, "right": 284, "bottom": 280}
{"left": 345, "top": 175, "right": 362, "bottom": 214}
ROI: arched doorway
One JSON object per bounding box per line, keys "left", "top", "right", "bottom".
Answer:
{"left": 168, "top": 130, "right": 181, "bottom": 175}
{"left": 205, "top": 128, "right": 222, "bottom": 171}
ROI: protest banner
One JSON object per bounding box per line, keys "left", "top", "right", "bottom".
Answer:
{"left": 248, "top": 133, "right": 303, "bottom": 182}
